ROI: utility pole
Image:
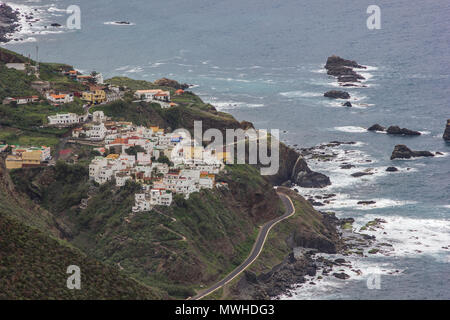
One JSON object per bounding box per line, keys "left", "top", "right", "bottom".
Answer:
{"left": 35, "top": 45, "right": 40, "bottom": 79}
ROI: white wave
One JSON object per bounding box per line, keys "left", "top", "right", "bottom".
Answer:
{"left": 214, "top": 77, "right": 252, "bottom": 83}
{"left": 104, "top": 21, "right": 136, "bottom": 26}
{"left": 280, "top": 91, "right": 323, "bottom": 98}
{"left": 334, "top": 126, "right": 367, "bottom": 133}
{"left": 124, "top": 67, "right": 143, "bottom": 73}
{"left": 321, "top": 196, "right": 418, "bottom": 211}
{"left": 355, "top": 65, "right": 378, "bottom": 72}
{"left": 354, "top": 216, "right": 450, "bottom": 259}
{"left": 312, "top": 68, "right": 327, "bottom": 74}
{"left": 115, "top": 65, "right": 131, "bottom": 71}
{"left": 47, "top": 6, "right": 66, "bottom": 13}
{"left": 434, "top": 152, "right": 449, "bottom": 158}
{"left": 7, "top": 36, "right": 37, "bottom": 43}
{"left": 280, "top": 257, "right": 402, "bottom": 300}
{"left": 281, "top": 215, "right": 450, "bottom": 300}
{"left": 208, "top": 101, "right": 264, "bottom": 110}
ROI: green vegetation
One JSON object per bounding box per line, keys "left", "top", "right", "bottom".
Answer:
{"left": 106, "top": 76, "right": 160, "bottom": 90}
{"left": 0, "top": 47, "right": 335, "bottom": 301}
{"left": 9, "top": 161, "right": 281, "bottom": 299}
{"left": 219, "top": 187, "right": 341, "bottom": 299}
{"left": 0, "top": 212, "right": 163, "bottom": 299}
{"left": 0, "top": 64, "right": 38, "bottom": 100}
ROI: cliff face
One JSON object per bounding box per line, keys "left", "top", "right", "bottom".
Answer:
{"left": 227, "top": 188, "right": 342, "bottom": 299}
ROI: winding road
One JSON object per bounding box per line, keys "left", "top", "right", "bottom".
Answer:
{"left": 191, "top": 192, "right": 295, "bottom": 300}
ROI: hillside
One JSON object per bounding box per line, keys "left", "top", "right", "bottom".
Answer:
{"left": 0, "top": 48, "right": 339, "bottom": 300}
{"left": 0, "top": 212, "right": 164, "bottom": 299}
{"left": 0, "top": 158, "right": 163, "bottom": 299}
{"left": 9, "top": 161, "right": 284, "bottom": 298}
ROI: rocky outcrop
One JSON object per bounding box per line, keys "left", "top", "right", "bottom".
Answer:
{"left": 368, "top": 124, "right": 385, "bottom": 132}
{"left": 291, "top": 156, "right": 331, "bottom": 188}
{"left": 262, "top": 141, "right": 331, "bottom": 189}
{"left": 342, "top": 101, "right": 352, "bottom": 107}
{"left": 386, "top": 126, "right": 421, "bottom": 136}
{"left": 324, "top": 55, "right": 366, "bottom": 85}
{"left": 153, "top": 78, "right": 189, "bottom": 90}
{"left": 0, "top": 4, "right": 19, "bottom": 43}
{"left": 357, "top": 201, "right": 376, "bottom": 205}
{"left": 386, "top": 167, "right": 399, "bottom": 172}
{"left": 390, "top": 145, "right": 434, "bottom": 160}
{"left": 351, "top": 171, "right": 373, "bottom": 178}
{"left": 325, "top": 55, "right": 365, "bottom": 70}
{"left": 443, "top": 119, "right": 450, "bottom": 141}
{"left": 324, "top": 90, "right": 350, "bottom": 99}
{"left": 368, "top": 124, "right": 422, "bottom": 136}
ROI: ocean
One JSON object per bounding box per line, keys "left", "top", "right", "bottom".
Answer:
{"left": 2, "top": 0, "right": 449, "bottom": 299}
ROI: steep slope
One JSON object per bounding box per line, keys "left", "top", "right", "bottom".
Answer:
{"left": 0, "top": 212, "right": 164, "bottom": 299}
{"left": 10, "top": 162, "right": 284, "bottom": 298}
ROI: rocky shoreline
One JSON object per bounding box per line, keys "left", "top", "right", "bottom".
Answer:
{"left": 232, "top": 212, "right": 392, "bottom": 299}
{"left": 0, "top": 3, "right": 19, "bottom": 43}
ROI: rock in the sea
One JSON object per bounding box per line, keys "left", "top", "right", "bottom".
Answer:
{"left": 325, "top": 55, "right": 365, "bottom": 70}
{"left": 390, "top": 145, "right": 434, "bottom": 160}
{"left": 334, "top": 258, "right": 347, "bottom": 265}
{"left": 291, "top": 156, "right": 331, "bottom": 188}
{"left": 386, "top": 126, "right": 421, "bottom": 136}
{"left": 357, "top": 201, "right": 376, "bottom": 205}
{"left": 386, "top": 167, "right": 399, "bottom": 172}
{"left": 340, "top": 164, "right": 355, "bottom": 169}
{"left": 342, "top": 101, "right": 352, "bottom": 107}
{"left": 295, "top": 171, "right": 331, "bottom": 188}
{"left": 324, "top": 55, "right": 366, "bottom": 85}
{"left": 443, "top": 119, "right": 450, "bottom": 141}
{"left": 368, "top": 124, "right": 385, "bottom": 132}
{"left": 50, "top": 23, "right": 62, "bottom": 27}
{"left": 351, "top": 171, "right": 373, "bottom": 178}
{"left": 333, "top": 272, "right": 350, "bottom": 280}
{"left": 324, "top": 90, "right": 350, "bottom": 99}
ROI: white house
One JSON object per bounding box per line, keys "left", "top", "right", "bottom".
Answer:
{"left": 3, "top": 96, "right": 39, "bottom": 105}
{"left": 92, "top": 111, "right": 107, "bottom": 123}
{"left": 86, "top": 123, "right": 107, "bottom": 141}
{"left": 132, "top": 193, "right": 152, "bottom": 212}
{"left": 137, "top": 152, "right": 152, "bottom": 165}
{"left": 150, "top": 189, "right": 173, "bottom": 206}
{"left": 6, "top": 63, "right": 26, "bottom": 71}
{"left": 115, "top": 171, "right": 132, "bottom": 187}
{"left": 47, "top": 113, "right": 83, "bottom": 126}
{"left": 46, "top": 93, "right": 74, "bottom": 105}
{"left": 134, "top": 89, "right": 171, "bottom": 102}
{"left": 94, "top": 73, "right": 104, "bottom": 84}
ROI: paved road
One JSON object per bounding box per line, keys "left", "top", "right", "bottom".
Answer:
{"left": 191, "top": 192, "right": 295, "bottom": 300}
